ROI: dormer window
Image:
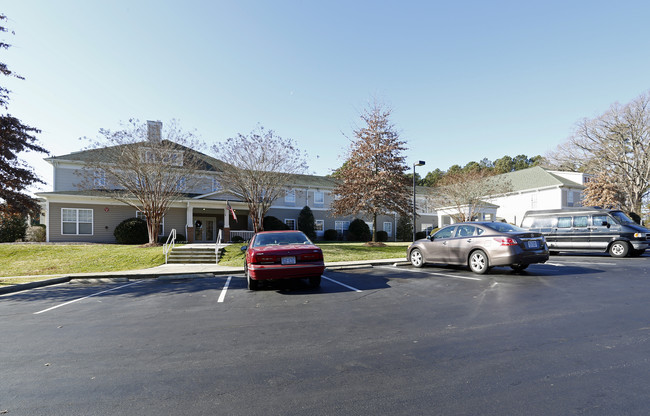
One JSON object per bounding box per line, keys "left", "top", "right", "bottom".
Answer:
{"left": 285, "top": 189, "right": 296, "bottom": 204}
{"left": 93, "top": 169, "right": 106, "bottom": 188}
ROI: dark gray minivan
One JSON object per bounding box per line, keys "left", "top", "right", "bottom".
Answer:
{"left": 520, "top": 208, "right": 650, "bottom": 257}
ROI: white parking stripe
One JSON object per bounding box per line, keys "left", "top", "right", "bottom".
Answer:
{"left": 378, "top": 266, "right": 482, "bottom": 281}
{"left": 34, "top": 281, "right": 142, "bottom": 315}
{"left": 217, "top": 276, "right": 232, "bottom": 303}
{"left": 322, "top": 275, "right": 362, "bottom": 292}
{"left": 546, "top": 261, "right": 614, "bottom": 266}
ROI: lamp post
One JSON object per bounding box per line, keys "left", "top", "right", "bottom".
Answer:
{"left": 413, "top": 160, "right": 425, "bottom": 242}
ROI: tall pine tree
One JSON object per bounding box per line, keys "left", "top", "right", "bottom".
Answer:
{"left": 332, "top": 101, "right": 410, "bottom": 242}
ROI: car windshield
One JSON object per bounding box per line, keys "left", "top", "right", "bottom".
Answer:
{"left": 610, "top": 211, "right": 636, "bottom": 225}
{"left": 252, "top": 232, "right": 312, "bottom": 247}
{"left": 483, "top": 222, "right": 525, "bottom": 233}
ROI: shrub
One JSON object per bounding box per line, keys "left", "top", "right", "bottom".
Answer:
{"left": 415, "top": 231, "right": 426, "bottom": 240}
{"left": 376, "top": 230, "right": 388, "bottom": 242}
{"left": 628, "top": 211, "right": 641, "bottom": 224}
{"left": 114, "top": 217, "right": 148, "bottom": 244}
{"left": 324, "top": 229, "right": 338, "bottom": 241}
{"left": 298, "top": 206, "right": 316, "bottom": 240}
{"left": 231, "top": 235, "right": 244, "bottom": 243}
{"left": 348, "top": 219, "right": 371, "bottom": 242}
{"left": 25, "top": 225, "right": 46, "bottom": 242}
{"left": 0, "top": 212, "right": 28, "bottom": 242}
{"left": 396, "top": 215, "right": 413, "bottom": 241}
{"left": 263, "top": 216, "right": 289, "bottom": 231}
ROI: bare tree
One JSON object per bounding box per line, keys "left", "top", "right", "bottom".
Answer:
{"left": 331, "top": 101, "right": 410, "bottom": 241}
{"left": 79, "top": 119, "right": 206, "bottom": 245}
{"left": 546, "top": 91, "right": 650, "bottom": 214}
{"left": 211, "top": 125, "right": 309, "bottom": 233}
{"left": 428, "top": 170, "right": 512, "bottom": 222}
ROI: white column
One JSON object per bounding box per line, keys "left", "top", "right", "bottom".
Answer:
{"left": 223, "top": 206, "right": 230, "bottom": 228}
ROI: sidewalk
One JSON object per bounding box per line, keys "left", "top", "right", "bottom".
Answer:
{"left": 0, "top": 258, "right": 408, "bottom": 295}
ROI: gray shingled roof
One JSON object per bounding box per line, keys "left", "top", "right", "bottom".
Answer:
{"left": 497, "top": 166, "right": 584, "bottom": 192}
{"left": 46, "top": 140, "right": 232, "bottom": 172}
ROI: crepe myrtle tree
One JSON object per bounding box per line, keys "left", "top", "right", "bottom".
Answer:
{"left": 331, "top": 101, "right": 411, "bottom": 242}
{"left": 428, "top": 169, "right": 512, "bottom": 223}
{"left": 79, "top": 119, "right": 206, "bottom": 245}
{"left": 212, "top": 125, "right": 309, "bottom": 233}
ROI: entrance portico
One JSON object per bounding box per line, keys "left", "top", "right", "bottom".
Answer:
{"left": 184, "top": 199, "right": 249, "bottom": 243}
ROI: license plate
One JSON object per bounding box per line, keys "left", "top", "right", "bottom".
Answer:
{"left": 281, "top": 256, "right": 296, "bottom": 265}
{"left": 526, "top": 241, "right": 539, "bottom": 249}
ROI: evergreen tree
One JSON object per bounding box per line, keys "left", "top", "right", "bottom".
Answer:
{"left": 297, "top": 206, "right": 316, "bottom": 240}
{"left": 0, "top": 14, "right": 48, "bottom": 215}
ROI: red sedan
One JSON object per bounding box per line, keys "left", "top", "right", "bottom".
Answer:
{"left": 243, "top": 230, "right": 325, "bottom": 290}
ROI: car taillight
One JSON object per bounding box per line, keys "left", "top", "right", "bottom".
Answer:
{"left": 252, "top": 253, "right": 276, "bottom": 264}
{"left": 493, "top": 237, "right": 518, "bottom": 246}
{"left": 299, "top": 251, "right": 323, "bottom": 261}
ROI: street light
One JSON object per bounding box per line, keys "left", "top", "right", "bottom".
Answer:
{"left": 413, "top": 160, "right": 425, "bottom": 242}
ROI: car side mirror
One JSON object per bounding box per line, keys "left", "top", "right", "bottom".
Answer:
{"left": 427, "top": 235, "right": 433, "bottom": 240}
{"left": 240, "top": 246, "right": 247, "bottom": 252}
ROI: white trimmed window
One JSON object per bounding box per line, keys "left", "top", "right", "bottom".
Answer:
{"left": 93, "top": 169, "right": 106, "bottom": 188}
{"left": 284, "top": 219, "right": 296, "bottom": 230}
{"left": 136, "top": 211, "right": 164, "bottom": 236}
{"left": 315, "top": 220, "right": 324, "bottom": 236}
{"left": 176, "top": 177, "right": 186, "bottom": 191}
{"left": 314, "top": 191, "right": 324, "bottom": 206}
{"left": 212, "top": 177, "right": 221, "bottom": 192}
{"left": 383, "top": 221, "right": 393, "bottom": 237}
{"left": 285, "top": 189, "right": 296, "bottom": 204}
{"left": 335, "top": 221, "right": 350, "bottom": 233}
{"left": 61, "top": 208, "right": 93, "bottom": 235}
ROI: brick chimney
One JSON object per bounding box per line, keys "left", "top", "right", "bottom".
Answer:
{"left": 147, "top": 120, "right": 162, "bottom": 143}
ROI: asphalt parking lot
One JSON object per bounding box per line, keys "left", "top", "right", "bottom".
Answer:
{"left": 2, "top": 255, "right": 650, "bottom": 415}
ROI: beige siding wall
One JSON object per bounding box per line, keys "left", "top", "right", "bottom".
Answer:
{"left": 48, "top": 202, "right": 187, "bottom": 243}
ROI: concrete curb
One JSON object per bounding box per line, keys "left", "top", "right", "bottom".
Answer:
{"left": 1, "top": 258, "right": 410, "bottom": 294}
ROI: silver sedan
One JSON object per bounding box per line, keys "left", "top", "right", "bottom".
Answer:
{"left": 407, "top": 222, "right": 549, "bottom": 274}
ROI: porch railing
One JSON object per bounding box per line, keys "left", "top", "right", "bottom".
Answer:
{"left": 230, "top": 230, "right": 255, "bottom": 242}
{"left": 163, "top": 229, "right": 177, "bottom": 264}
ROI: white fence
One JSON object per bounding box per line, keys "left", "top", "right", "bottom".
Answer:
{"left": 230, "top": 230, "right": 255, "bottom": 241}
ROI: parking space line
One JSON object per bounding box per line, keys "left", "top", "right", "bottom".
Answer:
{"left": 546, "top": 261, "right": 614, "bottom": 266}
{"left": 34, "top": 281, "right": 143, "bottom": 315}
{"left": 378, "top": 266, "right": 482, "bottom": 281}
{"left": 322, "top": 275, "right": 362, "bottom": 292}
{"left": 217, "top": 276, "right": 232, "bottom": 303}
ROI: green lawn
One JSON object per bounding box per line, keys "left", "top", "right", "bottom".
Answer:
{"left": 0, "top": 241, "right": 411, "bottom": 282}
{"left": 218, "top": 241, "right": 410, "bottom": 267}
{"left": 0, "top": 244, "right": 165, "bottom": 280}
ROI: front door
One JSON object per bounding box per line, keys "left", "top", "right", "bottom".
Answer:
{"left": 194, "top": 217, "right": 217, "bottom": 242}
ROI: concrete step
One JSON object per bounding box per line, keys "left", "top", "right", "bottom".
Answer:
{"left": 166, "top": 245, "right": 225, "bottom": 264}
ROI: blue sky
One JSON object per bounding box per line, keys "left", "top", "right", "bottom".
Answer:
{"left": 4, "top": 0, "right": 650, "bottom": 192}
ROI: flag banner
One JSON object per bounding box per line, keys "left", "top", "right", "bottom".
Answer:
{"left": 227, "top": 201, "right": 238, "bottom": 222}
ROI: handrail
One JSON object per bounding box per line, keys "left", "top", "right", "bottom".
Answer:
{"left": 215, "top": 229, "right": 223, "bottom": 264}
{"left": 163, "top": 229, "right": 177, "bottom": 264}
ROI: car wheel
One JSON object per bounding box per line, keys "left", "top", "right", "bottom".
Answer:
{"left": 609, "top": 241, "right": 630, "bottom": 258}
{"left": 309, "top": 276, "right": 321, "bottom": 289}
{"left": 510, "top": 264, "right": 529, "bottom": 272}
{"left": 410, "top": 249, "right": 424, "bottom": 268}
{"left": 469, "top": 250, "right": 489, "bottom": 274}
{"left": 245, "top": 263, "right": 259, "bottom": 290}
